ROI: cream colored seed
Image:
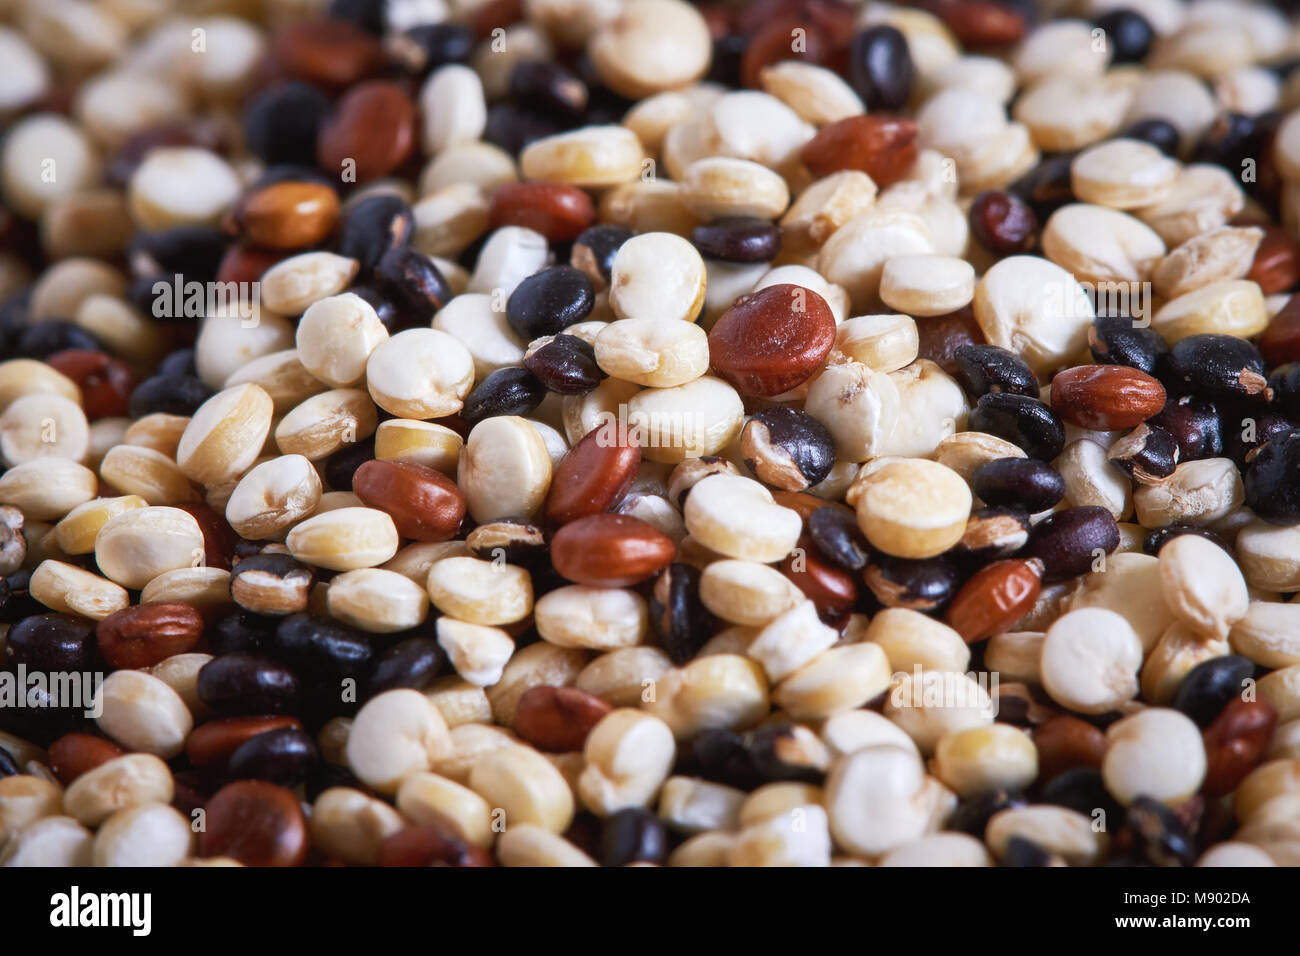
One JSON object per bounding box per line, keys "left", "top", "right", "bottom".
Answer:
{"left": 1158, "top": 532, "right": 1249, "bottom": 641}
{"left": 773, "top": 642, "right": 892, "bottom": 720}
{"left": 374, "top": 419, "right": 463, "bottom": 474}
{"left": 295, "top": 292, "right": 389, "bottom": 388}
{"left": 934, "top": 724, "right": 1038, "bottom": 799}
{"left": 286, "top": 507, "right": 399, "bottom": 572}
{"left": 425, "top": 677, "right": 493, "bottom": 729}
{"left": 984, "top": 631, "right": 1045, "bottom": 685}
{"left": 1142, "top": 624, "right": 1229, "bottom": 705}
{"left": 593, "top": 317, "right": 709, "bottom": 388}
{"left": 53, "top": 495, "right": 147, "bottom": 555}
{"left": 458, "top": 416, "right": 552, "bottom": 522}
{"left": 879, "top": 254, "right": 975, "bottom": 317}
{"left": 1041, "top": 203, "right": 1166, "bottom": 286}
{"left": 747, "top": 600, "right": 838, "bottom": 684}
{"left": 147, "top": 653, "right": 214, "bottom": 721}
{"left": 1230, "top": 603, "right": 1300, "bottom": 669}
{"left": 1151, "top": 227, "right": 1263, "bottom": 300}
{"left": 679, "top": 157, "right": 790, "bottom": 221}
{"left": 366, "top": 328, "right": 475, "bottom": 420}
{"left": 224, "top": 349, "right": 328, "bottom": 415}
{"left": 1071, "top": 138, "right": 1179, "bottom": 209}
{"left": 972, "top": 255, "right": 1095, "bottom": 377}
{"left": 380, "top": 541, "right": 471, "bottom": 586}
{"left": 1056, "top": 438, "right": 1131, "bottom": 521}
{"left": 99, "top": 445, "right": 198, "bottom": 505}
{"left": 327, "top": 568, "right": 430, "bottom": 634}
{"left": 804, "top": 360, "right": 901, "bottom": 462}
{"left": 853, "top": 458, "right": 970, "bottom": 559}
{"left": 578, "top": 708, "right": 676, "bottom": 815}
{"left": 864, "top": 608, "right": 971, "bottom": 673}
{"left": 626, "top": 376, "right": 743, "bottom": 464}
{"left": 486, "top": 643, "right": 587, "bottom": 727}
{"left": 698, "top": 560, "right": 804, "bottom": 627}
{"left": 259, "top": 251, "right": 360, "bottom": 316}
{"left": 657, "top": 776, "right": 745, "bottom": 834}
{"left": 1103, "top": 708, "right": 1207, "bottom": 806}
{"left": 519, "top": 125, "right": 644, "bottom": 189}
{"left": 1135, "top": 164, "right": 1244, "bottom": 248}
{"left": 61, "top": 754, "right": 172, "bottom": 828}
{"left": 820, "top": 709, "right": 918, "bottom": 759}
{"left": 92, "top": 803, "right": 193, "bottom": 867}
{"left": 1257, "top": 666, "right": 1300, "bottom": 725}
{"left": 643, "top": 654, "right": 769, "bottom": 739}
{"left": 396, "top": 772, "right": 493, "bottom": 847}
{"left": 1, "top": 115, "right": 100, "bottom": 220}
{"left": 876, "top": 359, "right": 968, "bottom": 459}
{"left": 31, "top": 259, "right": 125, "bottom": 323}
{"left": 94, "top": 669, "right": 193, "bottom": 759}
{"left": 95, "top": 506, "right": 205, "bottom": 590}
{"left": 433, "top": 293, "right": 526, "bottom": 378}
{"left": 30, "top": 560, "right": 129, "bottom": 621}
{"left": 883, "top": 670, "right": 993, "bottom": 754}
{"left": 575, "top": 646, "right": 674, "bottom": 708}
{"left": 0, "top": 776, "right": 63, "bottom": 846}
{"left": 759, "top": 60, "right": 864, "bottom": 126}
{"left": 225, "top": 454, "right": 323, "bottom": 540}
{"left": 346, "top": 689, "right": 452, "bottom": 794}
{"left": 140, "top": 567, "right": 231, "bottom": 609}
{"left": 1013, "top": 74, "right": 1132, "bottom": 151}
{"left": 1062, "top": 551, "right": 1173, "bottom": 652}
{"left": 0, "top": 457, "right": 97, "bottom": 520}
{"left": 1150, "top": 279, "right": 1269, "bottom": 344}
{"left": 682, "top": 474, "right": 801, "bottom": 563}
{"left": 176, "top": 383, "right": 274, "bottom": 486}
{"left": 274, "top": 388, "right": 378, "bottom": 461}
{"left": 0, "top": 359, "right": 80, "bottom": 413}
{"left": 1040, "top": 607, "right": 1144, "bottom": 714}
{"left": 0, "top": 393, "right": 89, "bottom": 467}
{"left": 127, "top": 147, "right": 241, "bottom": 230}
{"left": 309, "top": 787, "right": 405, "bottom": 864}
{"left": 194, "top": 311, "right": 297, "bottom": 391}
{"left": 419, "top": 64, "right": 486, "bottom": 156}
{"left": 985, "top": 805, "right": 1106, "bottom": 865}
{"left": 74, "top": 295, "right": 161, "bottom": 365}
{"left": 533, "top": 585, "right": 648, "bottom": 651}
{"left": 497, "top": 825, "right": 598, "bottom": 867}
{"left": 817, "top": 208, "right": 933, "bottom": 310}
{"left": 0, "top": 815, "right": 92, "bottom": 867}
{"left": 435, "top": 618, "right": 516, "bottom": 686}
{"left": 609, "top": 231, "right": 706, "bottom": 324}
{"left": 589, "top": 0, "right": 711, "bottom": 98}
{"left": 824, "top": 745, "right": 933, "bottom": 857}
{"left": 124, "top": 413, "right": 189, "bottom": 457}
{"left": 470, "top": 744, "right": 575, "bottom": 832}
{"left": 426, "top": 556, "right": 533, "bottom": 626}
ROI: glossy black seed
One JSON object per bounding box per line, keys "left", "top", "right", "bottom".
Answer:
{"left": 375, "top": 246, "right": 452, "bottom": 323}
{"left": 365, "top": 637, "right": 446, "bottom": 698}
{"left": 1007, "top": 152, "right": 1076, "bottom": 220}
{"left": 808, "top": 506, "right": 871, "bottom": 571}
{"left": 969, "top": 392, "right": 1066, "bottom": 461}
{"left": 1222, "top": 407, "right": 1293, "bottom": 467}
{"left": 947, "top": 789, "right": 1026, "bottom": 836}
{"left": 1125, "top": 795, "right": 1196, "bottom": 867}
{"left": 389, "top": 23, "right": 476, "bottom": 74}
{"left": 650, "top": 563, "right": 713, "bottom": 665}
{"left": 128, "top": 226, "right": 228, "bottom": 282}
{"left": 1119, "top": 118, "right": 1182, "bottom": 157}
{"left": 127, "top": 373, "right": 213, "bottom": 419}
{"left": 157, "top": 348, "right": 197, "bottom": 377}
{"left": 1093, "top": 9, "right": 1154, "bottom": 64}
{"left": 340, "top": 195, "right": 415, "bottom": 274}
{"left": 601, "top": 808, "right": 668, "bottom": 866}
{"left": 327, "top": 0, "right": 385, "bottom": 33}
{"left": 1191, "top": 112, "right": 1259, "bottom": 172}
{"left": 271, "top": 613, "right": 376, "bottom": 679}
{"left": 707, "top": 34, "right": 746, "bottom": 87}
{"left": 1148, "top": 396, "right": 1223, "bottom": 461}
{"left": 691, "top": 216, "right": 782, "bottom": 263}
{"left": 1024, "top": 506, "right": 1120, "bottom": 582}
{"left": 1041, "top": 767, "right": 1125, "bottom": 824}
{"left": 1107, "top": 424, "right": 1180, "bottom": 481}
{"left": 322, "top": 435, "right": 376, "bottom": 491}
{"left": 196, "top": 653, "right": 302, "bottom": 715}
{"left": 848, "top": 25, "right": 914, "bottom": 111}
{"left": 1244, "top": 429, "right": 1300, "bottom": 525}
{"left": 1142, "top": 524, "right": 1231, "bottom": 557}
{"left": 461, "top": 367, "right": 547, "bottom": 424}
{"left": 746, "top": 723, "right": 827, "bottom": 784}
{"left": 1173, "top": 655, "right": 1256, "bottom": 728}
{"left": 349, "top": 282, "right": 412, "bottom": 334}
{"left": 484, "top": 103, "right": 566, "bottom": 156}
{"left": 524, "top": 333, "right": 606, "bottom": 394}
{"left": 227, "top": 727, "right": 320, "bottom": 786}
{"left": 5, "top": 614, "right": 96, "bottom": 671}
{"left": 571, "top": 224, "right": 632, "bottom": 286}
{"left": 741, "top": 407, "right": 835, "bottom": 491}
{"left": 971, "top": 458, "right": 1066, "bottom": 512}
{"left": 1166, "top": 334, "right": 1271, "bottom": 402}
{"left": 953, "top": 506, "right": 1032, "bottom": 562}
{"left": 0, "top": 570, "right": 41, "bottom": 624}
{"left": 1088, "top": 315, "right": 1170, "bottom": 375}
{"left": 1002, "top": 836, "right": 1061, "bottom": 867}
{"left": 0, "top": 747, "right": 19, "bottom": 777}
{"left": 207, "top": 609, "right": 274, "bottom": 656}
{"left": 510, "top": 60, "right": 588, "bottom": 119}
{"left": 505, "top": 266, "right": 595, "bottom": 340}
{"left": 863, "top": 555, "right": 962, "bottom": 612}
{"left": 1269, "top": 362, "right": 1300, "bottom": 418}
{"left": 242, "top": 82, "right": 332, "bottom": 167}
{"left": 953, "top": 344, "right": 1040, "bottom": 398}
{"left": 17, "top": 320, "right": 101, "bottom": 358}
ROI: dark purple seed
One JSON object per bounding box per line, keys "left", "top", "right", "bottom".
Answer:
{"left": 505, "top": 265, "right": 595, "bottom": 340}
{"left": 509, "top": 60, "right": 589, "bottom": 119}
{"left": 227, "top": 727, "right": 319, "bottom": 786}
{"left": 196, "top": 653, "right": 303, "bottom": 715}
{"left": 1107, "top": 424, "right": 1180, "bottom": 481}
{"left": 1173, "top": 655, "right": 1256, "bottom": 728}
{"left": 601, "top": 808, "right": 668, "bottom": 866}
{"left": 848, "top": 25, "right": 914, "bottom": 111}
{"left": 650, "top": 563, "right": 712, "bottom": 666}
{"left": 1119, "top": 118, "right": 1181, "bottom": 158}
{"left": 1088, "top": 316, "right": 1169, "bottom": 375}
{"left": 5, "top": 614, "right": 96, "bottom": 672}
{"left": 1244, "top": 429, "right": 1300, "bottom": 525}
{"left": 1166, "top": 333, "right": 1271, "bottom": 403}
{"left": 968, "top": 392, "right": 1066, "bottom": 461}
{"left": 692, "top": 216, "right": 782, "bottom": 263}
{"left": 524, "top": 333, "right": 606, "bottom": 395}
{"left": 365, "top": 637, "right": 446, "bottom": 698}
{"left": 1023, "top": 506, "right": 1120, "bottom": 582}
{"left": 953, "top": 344, "right": 1040, "bottom": 398}
{"left": 969, "top": 190, "right": 1037, "bottom": 256}
{"left": 242, "top": 81, "right": 333, "bottom": 167}
{"left": 374, "top": 245, "right": 450, "bottom": 322}
{"left": 339, "top": 194, "right": 414, "bottom": 274}
{"left": 461, "top": 367, "right": 547, "bottom": 423}
{"left": 971, "top": 458, "right": 1065, "bottom": 512}
{"left": 808, "top": 506, "right": 870, "bottom": 572}
{"left": 863, "top": 555, "right": 961, "bottom": 612}
{"left": 1142, "top": 524, "right": 1231, "bottom": 557}
{"left": 1148, "top": 396, "right": 1223, "bottom": 460}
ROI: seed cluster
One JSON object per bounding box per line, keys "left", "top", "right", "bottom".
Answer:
{"left": 2, "top": 0, "right": 1300, "bottom": 869}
